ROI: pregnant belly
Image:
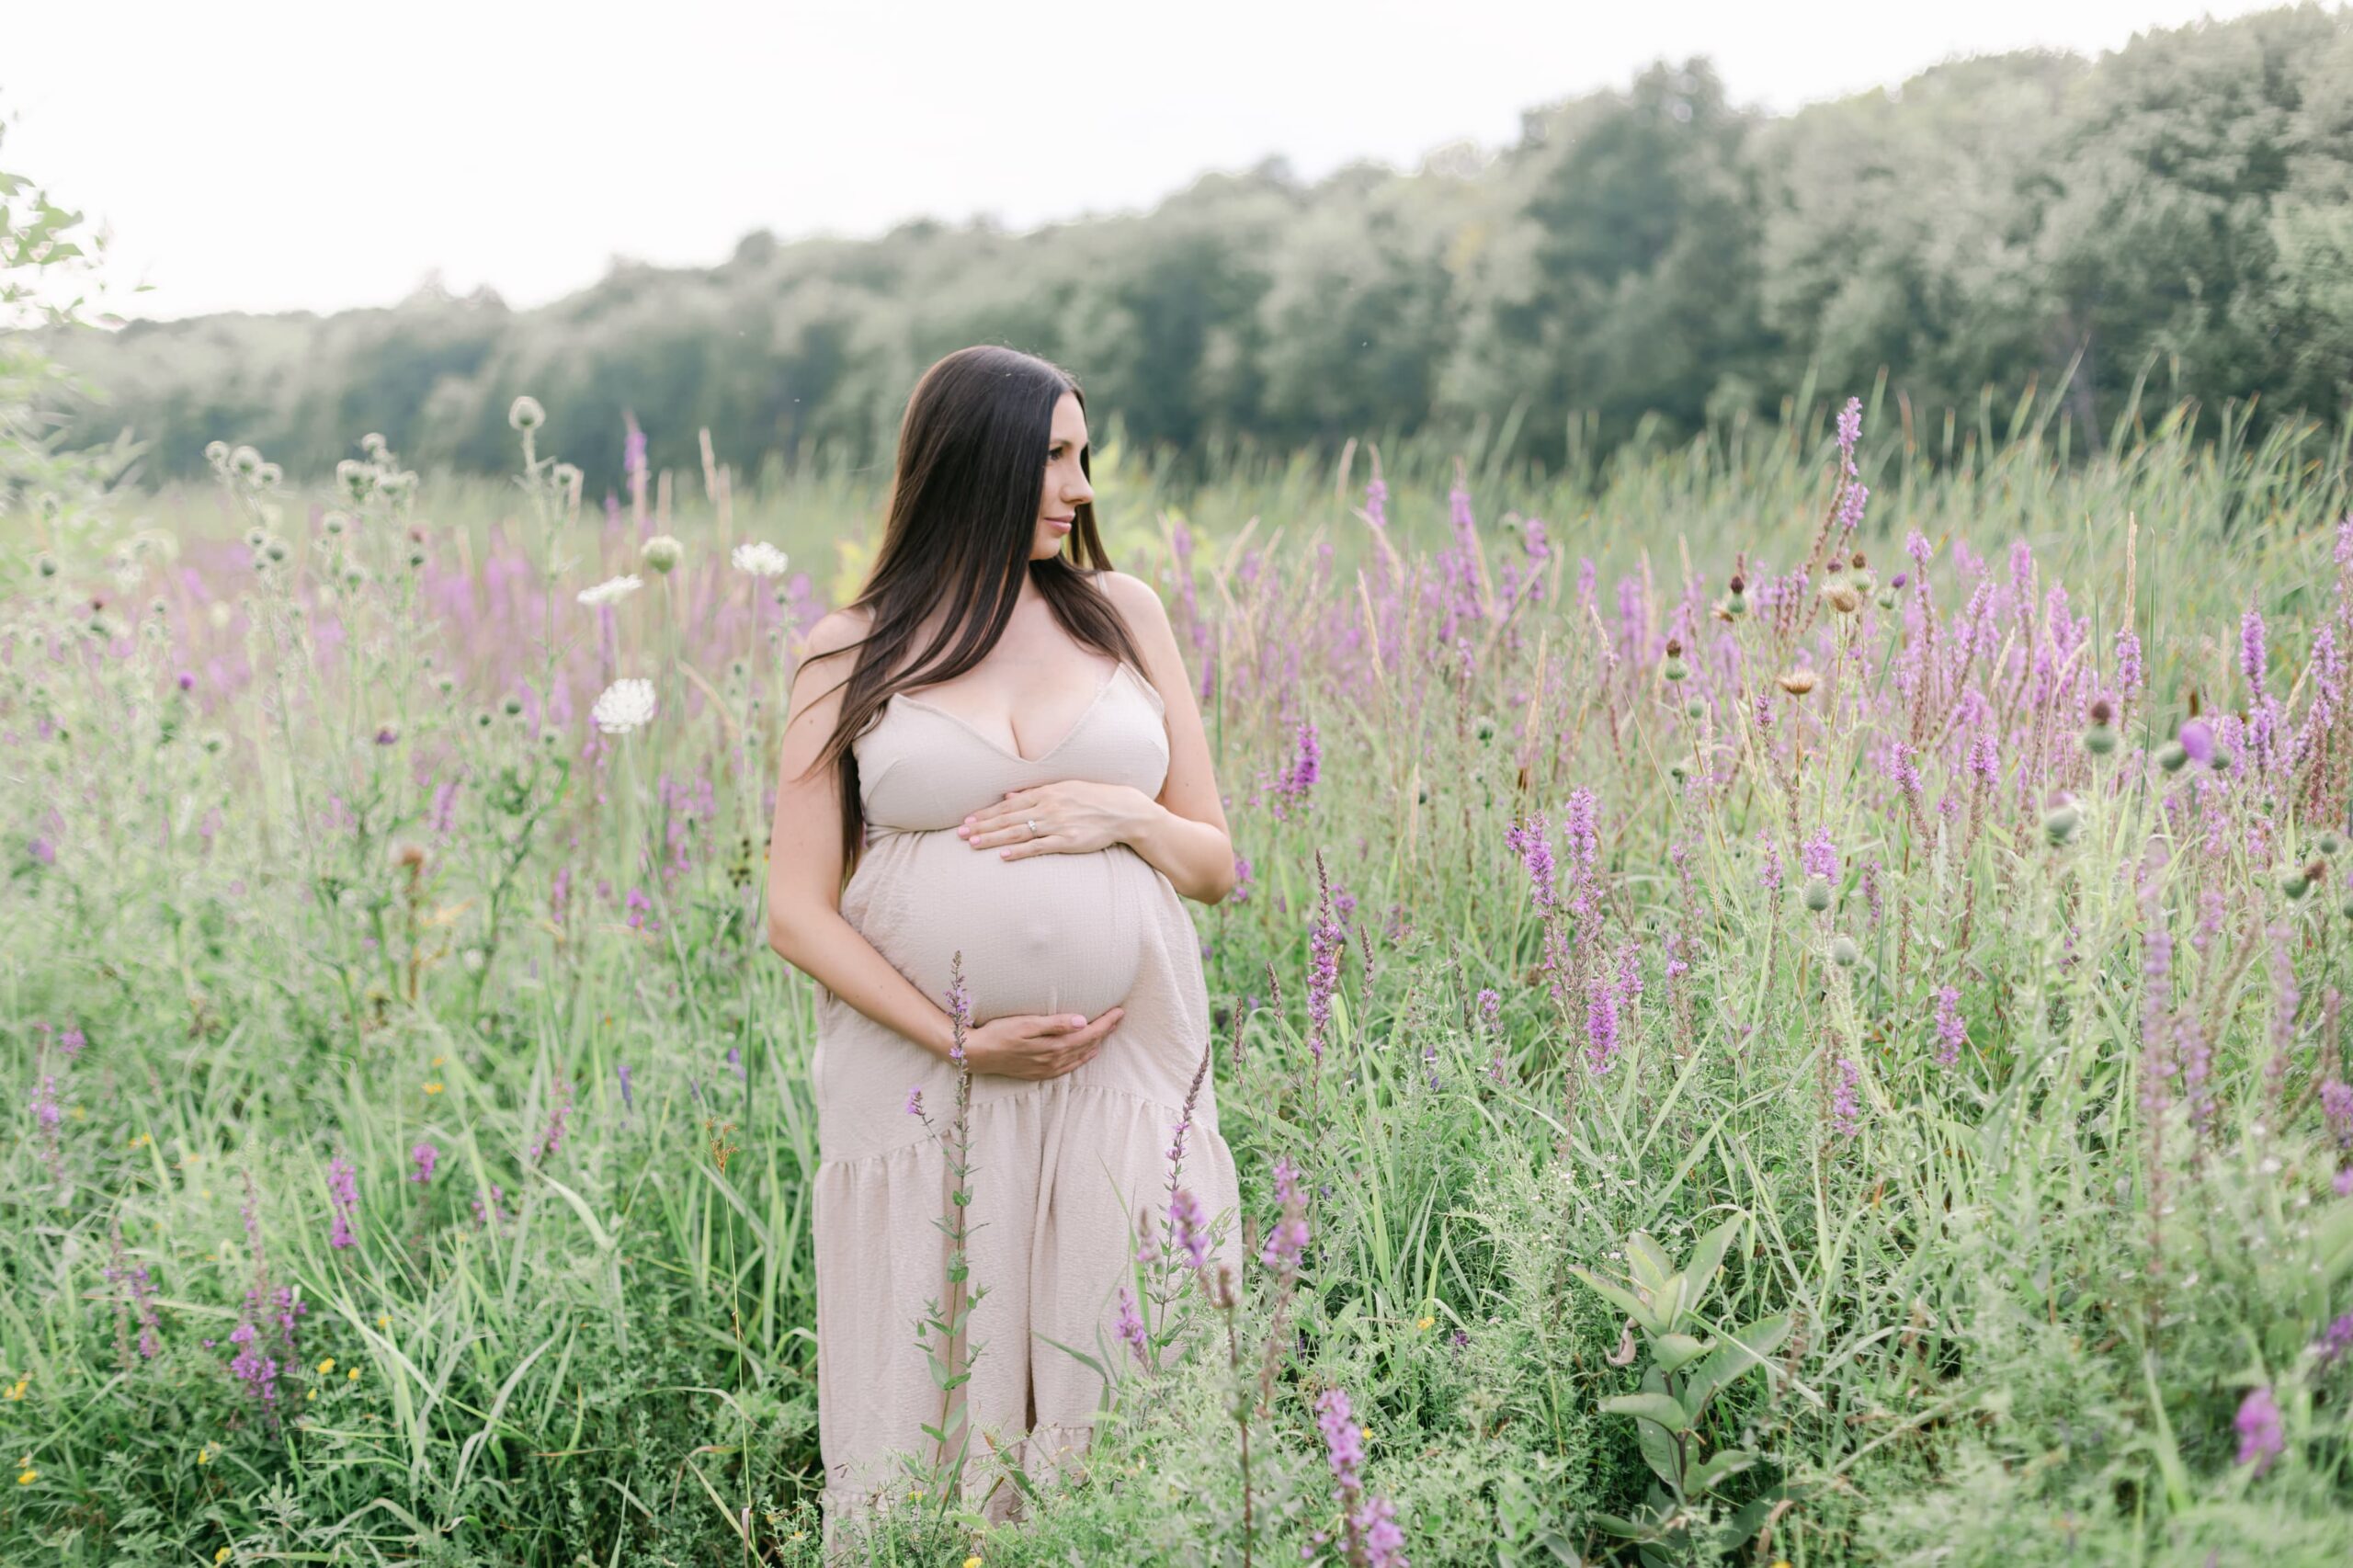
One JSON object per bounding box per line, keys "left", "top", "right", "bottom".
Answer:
{"left": 847, "top": 830, "right": 1155, "bottom": 1023}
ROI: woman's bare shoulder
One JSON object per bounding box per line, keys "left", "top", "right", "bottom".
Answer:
{"left": 801, "top": 605, "right": 873, "bottom": 665}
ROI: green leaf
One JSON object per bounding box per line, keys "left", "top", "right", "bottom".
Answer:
{"left": 1568, "top": 1266, "right": 1665, "bottom": 1334}
{"left": 1601, "top": 1392, "right": 1691, "bottom": 1430}
{"left": 1683, "top": 1314, "right": 1790, "bottom": 1415}
{"left": 1686, "top": 1447, "right": 1758, "bottom": 1494}
{"left": 1679, "top": 1213, "right": 1745, "bottom": 1301}
{"left": 1652, "top": 1333, "right": 1711, "bottom": 1375}
{"left": 1626, "top": 1232, "right": 1675, "bottom": 1295}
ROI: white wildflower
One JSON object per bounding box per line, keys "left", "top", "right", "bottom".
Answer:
{"left": 577, "top": 574, "right": 642, "bottom": 608}
{"left": 508, "top": 395, "right": 545, "bottom": 432}
{"left": 592, "top": 678, "right": 657, "bottom": 734}
{"left": 731, "top": 541, "right": 790, "bottom": 577}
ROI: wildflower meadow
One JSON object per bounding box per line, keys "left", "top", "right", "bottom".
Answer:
{"left": 8, "top": 361, "right": 2353, "bottom": 1567}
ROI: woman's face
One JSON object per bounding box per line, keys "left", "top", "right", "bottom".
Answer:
{"left": 1030, "top": 390, "right": 1094, "bottom": 562}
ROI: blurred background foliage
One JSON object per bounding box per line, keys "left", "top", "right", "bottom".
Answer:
{"left": 29, "top": 5, "right": 2353, "bottom": 492}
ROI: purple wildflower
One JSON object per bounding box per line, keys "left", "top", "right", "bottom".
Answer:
{"left": 1757, "top": 835, "right": 1783, "bottom": 892}
{"left": 410, "top": 1142, "right": 439, "bottom": 1184}
{"left": 2324, "top": 1081, "right": 2353, "bottom": 1150}
{"left": 326, "top": 1153, "right": 359, "bottom": 1249}
{"left": 1934, "top": 986, "right": 1966, "bottom": 1069}
{"left": 1115, "top": 1284, "right": 1148, "bottom": 1365}
{"left": 616, "top": 1061, "right": 633, "bottom": 1111}
{"left": 528, "top": 1074, "right": 573, "bottom": 1165}
{"left": 1830, "top": 1057, "right": 1862, "bottom": 1139}
{"left": 1836, "top": 396, "right": 1862, "bottom": 474}
{"left": 1505, "top": 812, "right": 1557, "bottom": 910}
{"left": 1168, "top": 1187, "right": 1211, "bottom": 1273}
{"left": 2177, "top": 720, "right": 2215, "bottom": 767}
{"left": 2313, "top": 1312, "right": 2353, "bottom": 1368}
{"left": 2234, "top": 1386, "right": 2284, "bottom": 1476}
{"left": 1259, "top": 1155, "right": 1310, "bottom": 1277}
{"left": 2242, "top": 605, "right": 2268, "bottom": 699}
{"left": 1585, "top": 993, "right": 1620, "bottom": 1075}
{"left": 904, "top": 1085, "right": 925, "bottom": 1119}
{"left": 1800, "top": 829, "right": 1838, "bottom": 883}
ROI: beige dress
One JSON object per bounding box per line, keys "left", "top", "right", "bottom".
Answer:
{"left": 811, "top": 655, "right": 1242, "bottom": 1526}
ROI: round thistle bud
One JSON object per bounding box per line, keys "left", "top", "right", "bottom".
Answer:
{"left": 37, "top": 552, "right": 58, "bottom": 577}
{"left": 2320, "top": 831, "right": 2344, "bottom": 858}
{"left": 204, "top": 439, "right": 230, "bottom": 467}
{"left": 501, "top": 695, "right": 524, "bottom": 717}
{"left": 1685, "top": 699, "right": 1705, "bottom": 720}
{"left": 1875, "top": 588, "right": 1898, "bottom": 610}
{"left": 2155, "top": 741, "right": 2188, "bottom": 773}
{"left": 2281, "top": 868, "right": 2311, "bottom": 901}
{"left": 361, "top": 432, "right": 389, "bottom": 458}
{"left": 1668, "top": 755, "right": 1695, "bottom": 781}
{"left": 1802, "top": 874, "right": 1833, "bottom": 912}
{"left": 337, "top": 460, "right": 374, "bottom": 503}
{"left": 508, "top": 395, "right": 546, "bottom": 432}
{"left": 640, "top": 534, "right": 683, "bottom": 574}
{"left": 2042, "top": 802, "right": 2083, "bottom": 846}
{"left": 1724, "top": 590, "right": 1748, "bottom": 617}
{"left": 263, "top": 536, "right": 290, "bottom": 563}
{"left": 1473, "top": 713, "right": 1496, "bottom": 742}
{"left": 551, "top": 462, "right": 582, "bottom": 491}
{"left": 2082, "top": 725, "right": 2117, "bottom": 756}
{"left": 1829, "top": 935, "right": 1860, "bottom": 968}
{"left": 256, "top": 461, "right": 283, "bottom": 490}
{"left": 324, "top": 510, "right": 349, "bottom": 535}
{"left": 230, "top": 445, "right": 262, "bottom": 478}
{"left": 2208, "top": 745, "right": 2234, "bottom": 772}
{"left": 1663, "top": 639, "right": 1688, "bottom": 682}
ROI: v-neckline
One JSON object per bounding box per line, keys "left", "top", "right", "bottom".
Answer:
{"left": 891, "top": 661, "right": 1129, "bottom": 766}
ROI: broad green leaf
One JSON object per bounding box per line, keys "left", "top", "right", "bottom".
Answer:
{"left": 1686, "top": 1447, "right": 1758, "bottom": 1494}
{"left": 1683, "top": 1314, "right": 1790, "bottom": 1415}
{"left": 1626, "top": 1232, "right": 1675, "bottom": 1295}
{"left": 1652, "top": 1333, "right": 1711, "bottom": 1375}
{"left": 1601, "top": 1392, "right": 1691, "bottom": 1430}
{"left": 1569, "top": 1266, "right": 1665, "bottom": 1334}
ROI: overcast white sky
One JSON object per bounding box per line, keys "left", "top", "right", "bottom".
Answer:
{"left": 5, "top": 0, "right": 2302, "bottom": 322}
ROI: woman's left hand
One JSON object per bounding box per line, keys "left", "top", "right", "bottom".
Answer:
{"left": 958, "top": 781, "right": 1149, "bottom": 859}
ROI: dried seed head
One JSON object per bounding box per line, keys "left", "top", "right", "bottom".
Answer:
{"left": 1728, "top": 574, "right": 1745, "bottom": 594}
{"left": 2088, "top": 698, "right": 2114, "bottom": 726}
{"left": 1778, "top": 669, "right": 1818, "bottom": 697}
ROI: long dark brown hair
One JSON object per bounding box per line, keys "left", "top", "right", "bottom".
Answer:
{"left": 795, "top": 345, "right": 1150, "bottom": 877}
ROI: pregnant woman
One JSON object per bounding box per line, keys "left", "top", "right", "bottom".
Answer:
{"left": 764, "top": 345, "right": 1244, "bottom": 1536}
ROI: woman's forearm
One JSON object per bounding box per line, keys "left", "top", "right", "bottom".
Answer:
{"left": 1122, "top": 795, "right": 1236, "bottom": 903}
{"left": 768, "top": 906, "right": 961, "bottom": 1061}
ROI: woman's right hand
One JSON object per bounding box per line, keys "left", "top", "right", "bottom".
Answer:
{"left": 959, "top": 1007, "right": 1125, "bottom": 1080}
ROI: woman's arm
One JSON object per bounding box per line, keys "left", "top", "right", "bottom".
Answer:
{"left": 1099, "top": 570, "right": 1237, "bottom": 904}
{"left": 764, "top": 609, "right": 962, "bottom": 1062}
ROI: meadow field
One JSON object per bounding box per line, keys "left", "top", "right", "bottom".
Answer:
{"left": 8, "top": 381, "right": 2353, "bottom": 1566}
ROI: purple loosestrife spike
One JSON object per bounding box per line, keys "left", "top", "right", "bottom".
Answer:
{"left": 1800, "top": 828, "right": 1838, "bottom": 883}
{"left": 1505, "top": 812, "right": 1557, "bottom": 910}
{"left": 616, "top": 1062, "right": 633, "bottom": 1111}
{"left": 326, "top": 1153, "right": 359, "bottom": 1250}
{"left": 1831, "top": 1057, "right": 1863, "bottom": 1139}
{"left": 1836, "top": 397, "right": 1862, "bottom": 474}
{"left": 1585, "top": 994, "right": 1620, "bottom": 1075}
{"left": 2234, "top": 1387, "right": 2285, "bottom": 1475}
{"left": 2313, "top": 1312, "right": 2353, "bottom": 1367}
{"left": 1260, "top": 1155, "right": 1310, "bottom": 1275}
{"left": 1114, "top": 1284, "right": 1148, "bottom": 1364}
{"left": 1135, "top": 1206, "right": 1161, "bottom": 1267}
{"left": 1934, "top": 987, "right": 1967, "bottom": 1069}
{"left": 410, "top": 1142, "right": 439, "bottom": 1184}
{"left": 904, "top": 1085, "right": 925, "bottom": 1119}
{"left": 2323, "top": 1081, "right": 2353, "bottom": 1149}
{"left": 1168, "top": 1187, "right": 1211, "bottom": 1272}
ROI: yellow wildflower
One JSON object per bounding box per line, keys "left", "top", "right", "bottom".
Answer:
{"left": 306, "top": 1389, "right": 317, "bottom": 1401}
{"left": 430, "top": 1054, "right": 445, "bottom": 1067}
{"left": 424, "top": 1081, "right": 444, "bottom": 1096}
{"left": 16, "top": 1469, "right": 33, "bottom": 1485}
{"left": 965, "top": 1557, "right": 983, "bottom": 1568}
{"left": 1416, "top": 1314, "right": 1435, "bottom": 1331}
{"left": 790, "top": 1531, "right": 806, "bottom": 1542}
{"left": 217, "top": 1551, "right": 232, "bottom": 1564}
{"left": 317, "top": 1358, "right": 335, "bottom": 1375}
{"left": 4, "top": 1378, "right": 26, "bottom": 1401}
{"left": 1360, "top": 1424, "right": 1372, "bottom": 1442}
{"left": 376, "top": 1313, "right": 390, "bottom": 1329}
{"left": 347, "top": 1367, "right": 359, "bottom": 1381}
{"left": 199, "top": 1443, "right": 213, "bottom": 1465}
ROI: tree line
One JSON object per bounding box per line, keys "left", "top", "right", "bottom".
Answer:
{"left": 41, "top": 3, "right": 2353, "bottom": 488}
